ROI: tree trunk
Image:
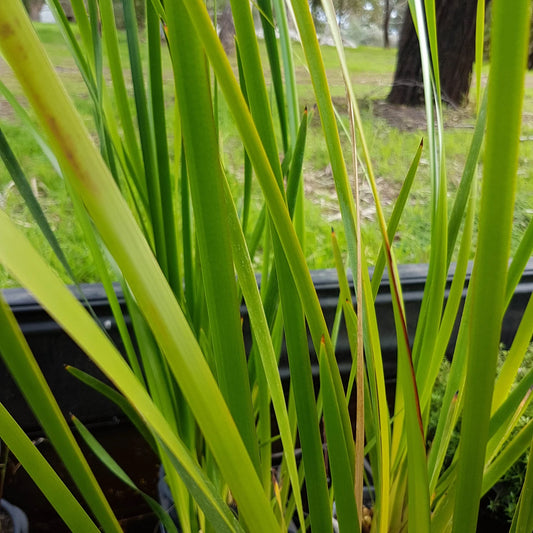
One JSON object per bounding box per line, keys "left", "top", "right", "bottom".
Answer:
{"left": 26, "top": 0, "right": 45, "bottom": 21}
{"left": 218, "top": 5, "right": 235, "bottom": 55}
{"left": 529, "top": 9, "right": 533, "bottom": 70}
{"left": 388, "top": 0, "right": 486, "bottom": 107}
{"left": 58, "top": 0, "right": 75, "bottom": 21}
{"left": 383, "top": 0, "right": 390, "bottom": 48}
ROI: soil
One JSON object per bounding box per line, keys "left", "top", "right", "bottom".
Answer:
{"left": 0, "top": 60, "right": 15, "bottom": 121}
{"left": 371, "top": 98, "right": 476, "bottom": 131}
{"left": 3, "top": 423, "right": 160, "bottom": 532}
{"left": 305, "top": 163, "right": 401, "bottom": 223}
{"left": 0, "top": 511, "right": 14, "bottom": 533}
{"left": 0, "top": 100, "right": 14, "bottom": 121}
{"left": 304, "top": 94, "right": 479, "bottom": 223}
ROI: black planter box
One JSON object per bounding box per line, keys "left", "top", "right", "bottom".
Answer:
{"left": 2, "top": 261, "right": 533, "bottom": 430}
{"left": 0, "top": 262, "right": 531, "bottom": 530}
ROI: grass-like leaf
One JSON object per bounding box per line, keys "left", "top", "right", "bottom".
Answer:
{"left": 510, "top": 435, "right": 533, "bottom": 533}
{"left": 0, "top": 402, "right": 101, "bottom": 532}
{"left": 72, "top": 416, "right": 180, "bottom": 533}
{"left": 452, "top": 1, "right": 531, "bottom": 531}
{"left": 0, "top": 293, "right": 121, "bottom": 532}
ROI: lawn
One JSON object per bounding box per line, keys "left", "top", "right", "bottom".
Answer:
{"left": 0, "top": 21, "right": 531, "bottom": 287}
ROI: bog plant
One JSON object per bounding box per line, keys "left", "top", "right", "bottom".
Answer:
{"left": 428, "top": 344, "right": 533, "bottom": 525}
{"left": 0, "top": 0, "right": 532, "bottom": 532}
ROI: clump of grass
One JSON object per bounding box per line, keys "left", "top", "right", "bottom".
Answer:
{"left": 428, "top": 343, "right": 533, "bottom": 523}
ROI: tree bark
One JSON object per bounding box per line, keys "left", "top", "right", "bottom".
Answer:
{"left": 383, "top": 0, "right": 390, "bottom": 48}
{"left": 58, "top": 0, "right": 75, "bottom": 21}
{"left": 23, "top": 0, "right": 44, "bottom": 20}
{"left": 529, "top": 9, "right": 533, "bottom": 70}
{"left": 388, "top": 0, "right": 486, "bottom": 107}
{"left": 218, "top": 5, "right": 235, "bottom": 55}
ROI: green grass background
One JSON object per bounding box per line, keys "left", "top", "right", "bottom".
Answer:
{"left": 0, "top": 22, "right": 532, "bottom": 287}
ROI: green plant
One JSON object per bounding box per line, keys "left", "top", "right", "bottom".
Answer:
{"left": 0, "top": 1, "right": 532, "bottom": 533}
{"left": 428, "top": 345, "right": 533, "bottom": 525}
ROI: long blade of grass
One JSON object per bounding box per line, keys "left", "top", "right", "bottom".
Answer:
{"left": 360, "top": 260, "right": 391, "bottom": 533}
{"left": 66, "top": 366, "right": 157, "bottom": 451}
{"left": 319, "top": 338, "right": 359, "bottom": 533}
{"left": 324, "top": 6, "right": 430, "bottom": 529}
{"left": 0, "top": 80, "right": 61, "bottom": 174}
{"left": 230, "top": 0, "right": 283, "bottom": 188}
{"left": 0, "top": 207, "right": 277, "bottom": 531}
{"left": 0, "top": 8, "right": 280, "bottom": 527}
{"left": 0, "top": 402, "right": 100, "bottom": 532}
{"left": 222, "top": 2, "right": 354, "bottom": 481}
{"left": 256, "top": 0, "right": 289, "bottom": 152}
{"left": 447, "top": 90, "right": 487, "bottom": 265}
{"left": 371, "top": 139, "right": 423, "bottom": 296}
{"left": 510, "top": 435, "right": 533, "bottom": 533}
{"left": 426, "top": 189, "right": 477, "bottom": 492}
{"left": 47, "top": 0, "right": 96, "bottom": 98}
{"left": 0, "top": 128, "right": 74, "bottom": 282}
{"left": 72, "top": 416, "right": 179, "bottom": 533}
{"left": 421, "top": 180, "right": 477, "bottom": 414}
{"left": 286, "top": 108, "right": 308, "bottom": 217}
{"left": 493, "top": 292, "right": 533, "bottom": 411}
{"left": 346, "top": 75, "right": 365, "bottom": 533}
{"left": 488, "top": 392, "right": 533, "bottom": 473}
{"left": 409, "top": 0, "right": 448, "bottom": 388}
{"left": 64, "top": 168, "right": 144, "bottom": 377}
{"left": 331, "top": 227, "right": 366, "bottom": 524}
{"left": 312, "top": 3, "right": 396, "bottom": 528}
{"left": 506, "top": 217, "right": 533, "bottom": 306}
{"left": 174, "top": 0, "right": 332, "bottom": 369}
{"left": 0, "top": 293, "right": 121, "bottom": 532}
{"left": 446, "top": 90, "right": 487, "bottom": 267}
{"left": 274, "top": 0, "right": 305, "bottom": 243}
{"left": 482, "top": 419, "right": 533, "bottom": 497}
{"left": 165, "top": 0, "right": 260, "bottom": 472}
{"left": 475, "top": 0, "right": 486, "bottom": 112}
{"left": 452, "top": 0, "right": 531, "bottom": 530}
{"left": 98, "top": 0, "right": 145, "bottom": 188}
{"left": 222, "top": 177, "right": 306, "bottom": 527}
{"left": 229, "top": 11, "right": 323, "bottom": 477}
{"left": 146, "top": 1, "right": 180, "bottom": 297}
{"left": 122, "top": 0, "right": 166, "bottom": 271}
